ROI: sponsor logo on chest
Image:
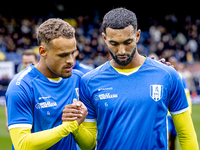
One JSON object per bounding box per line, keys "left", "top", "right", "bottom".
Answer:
{"left": 95, "top": 93, "right": 118, "bottom": 101}
{"left": 35, "top": 101, "right": 57, "bottom": 109}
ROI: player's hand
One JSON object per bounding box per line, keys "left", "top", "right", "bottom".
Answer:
{"left": 62, "top": 99, "right": 88, "bottom": 125}
{"left": 74, "top": 99, "right": 88, "bottom": 125}
{"left": 150, "top": 56, "right": 173, "bottom": 67}
{"left": 158, "top": 58, "right": 172, "bottom": 66}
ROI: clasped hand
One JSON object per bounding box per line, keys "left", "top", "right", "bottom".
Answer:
{"left": 62, "top": 99, "right": 88, "bottom": 125}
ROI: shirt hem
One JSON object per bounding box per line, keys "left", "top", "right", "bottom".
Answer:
{"left": 84, "top": 118, "right": 96, "bottom": 122}
{"left": 170, "top": 107, "right": 189, "bottom": 115}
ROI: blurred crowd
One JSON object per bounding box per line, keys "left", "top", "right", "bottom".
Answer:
{"left": 140, "top": 14, "right": 200, "bottom": 64}
{"left": 0, "top": 14, "right": 110, "bottom": 69}
{"left": 0, "top": 12, "right": 200, "bottom": 96}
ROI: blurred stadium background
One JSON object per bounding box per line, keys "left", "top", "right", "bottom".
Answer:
{"left": 0, "top": 1, "right": 200, "bottom": 149}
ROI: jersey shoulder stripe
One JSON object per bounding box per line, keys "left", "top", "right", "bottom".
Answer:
{"left": 81, "top": 62, "right": 109, "bottom": 84}
{"left": 7, "top": 65, "right": 36, "bottom": 94}
{"left": 72, "top": 69, "right": 84, "bottom": 78}
{"left": 146, "top": 58, "right": 178, "bottom": 78}
{"left": 145, "top": 58, "right": 182, "bottom": 96}
{"left": 16, "top": 66, "right": 32, "bottom": 85}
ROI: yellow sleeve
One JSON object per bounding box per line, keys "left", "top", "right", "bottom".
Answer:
{"left": 9, "top": 121, "right": 78, "bottom": 150}
{"left": 185, "top": 89, "right": 192, "bottom": 114}
{"left": 73, "top": 121, "right": 97, "bottom": 150}
{"left": 172, "top": 110, "right": 199, "bottom": 150}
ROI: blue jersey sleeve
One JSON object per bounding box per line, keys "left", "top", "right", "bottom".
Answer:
{"left": 168, "top": 69, "right": 189, "bottom": 115}
{"left": 181, "top": 76, "right": 189, "bottom": 89}
{"left": 6, "top": 81, "right": 33, "bottom": 129}
{"left": 79, "top": 77, "right": 96, "bottom": 119}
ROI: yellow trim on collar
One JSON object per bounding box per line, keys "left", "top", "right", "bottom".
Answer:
{"left": 47, "top": 77, "right": 61, "bottom": 81}
{"left": 113, "top": 65, "right": 141, "bottom": 73}
{"left": 110, "top": 60, "right": 141, "bottom": 74}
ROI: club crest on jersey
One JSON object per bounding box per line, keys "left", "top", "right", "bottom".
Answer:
{"left": 150, "top": 85, "right": 163, "bottom": 102}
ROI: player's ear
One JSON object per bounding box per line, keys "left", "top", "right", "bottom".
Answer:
{"left": 102, "top": 32, "right": 107, "bottom": 41}
{"left": 136, "top": 29, "right": 141, "bottom": 43}
{"left": 39, "top": 45, "right": 47, "bottom": 58}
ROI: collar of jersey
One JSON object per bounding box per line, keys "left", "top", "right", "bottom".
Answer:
{"left": 109, "top": 57, "right": 146, "bottom": 76}
{"left": 111, "top": 63, "right": 141, "bottom": 76}
{"left": 47, "top": 77, "right": 63, "bottom": 83}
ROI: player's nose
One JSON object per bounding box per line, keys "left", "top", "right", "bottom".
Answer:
{"left": 118, "top": 44, "right": 126, "bottom": 55}
{"left": 66, "top": 53, "right": 74, "bottom": 65}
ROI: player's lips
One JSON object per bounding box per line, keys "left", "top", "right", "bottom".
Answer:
{"left": 117, "top": 56, "right": 128, "bottom": 61}
{"left": 64, "top": 66, "right": 72, "bottom": 72}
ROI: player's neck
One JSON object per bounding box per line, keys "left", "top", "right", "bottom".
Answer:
{"left": 110, "top": 51, "right": 145, "bottom": 69}
{"left": 35, "top": 60, "right": 59, "bottom": 78}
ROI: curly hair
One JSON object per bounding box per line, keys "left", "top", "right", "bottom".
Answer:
{"left": 37, "top": 18, "right": 75, "bottom": 45}
{"left": 102, "top": 8, "right": 137, "bottom": 34}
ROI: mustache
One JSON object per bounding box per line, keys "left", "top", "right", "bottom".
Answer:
{"left": 63, "top": 64, "right": 73, "bottom": 68}
{"left": 116, "top": 54, "right": 130, "bottom": 57}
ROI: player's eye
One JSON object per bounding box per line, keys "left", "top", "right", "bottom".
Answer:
{"left": 124, "top": 39, "right": 133, "bottom": 45}
{"left": 58, "top": 53, "right": 69, "bottom": 57}
{"left": 109, "top": 41, "right": 119, "bottom": 46}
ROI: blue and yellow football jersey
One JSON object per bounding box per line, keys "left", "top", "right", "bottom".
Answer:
{"left": 80, "top": 57, "right": 189, "bottom": 150}
{"left": 73, "top": 60, "right": 93, "bottom": 74}
{"left": 6, "top": 64, "right": 83, "bottom": 150}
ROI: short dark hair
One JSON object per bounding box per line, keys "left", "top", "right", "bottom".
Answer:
{"left": 102, "top": 8, "right": 137, "bottom": 34}
{"left": 22, "top": 49, "right": 37, "bottom": 60}
{"left": 37, "top": 18, "right": 75, "bottom": 45}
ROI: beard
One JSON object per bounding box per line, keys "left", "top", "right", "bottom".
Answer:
{"left": 47, "top": 65, "right": 73, "bottom": 79}
{"left": 60, "top": 72, "right": 72, "bottom": 79}
{"left": 109, "top": 47, "right": 136, "bottom": 66}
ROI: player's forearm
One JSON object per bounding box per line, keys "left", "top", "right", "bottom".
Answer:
{"left": 9, "top": 121, "right": 78, "bottom": 150}
{"left": 73, "top": 122, "right": 97, "bottom": 150}
{"left": 172, "top": 110, "right": 199, "bottom": 150}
